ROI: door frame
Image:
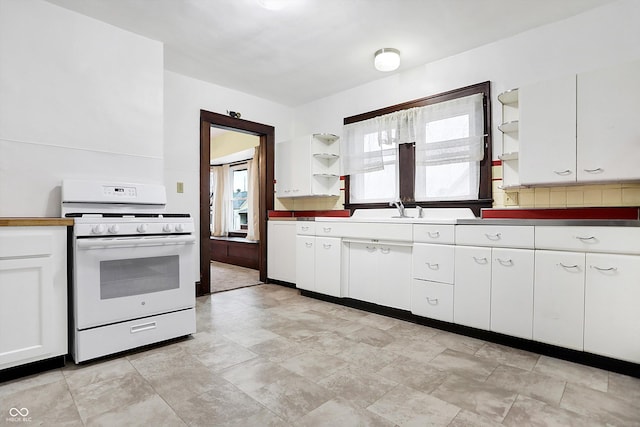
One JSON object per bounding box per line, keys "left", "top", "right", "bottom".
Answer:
{"left": 199, "top": 110, "right": 274, "bottom": 296}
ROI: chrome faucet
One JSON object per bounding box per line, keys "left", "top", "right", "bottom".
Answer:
{"left": 417, "top": 205, "right": 424, "bottom": 218}
{"left": 390, "top": 200, "right": 409, "bottom": 218}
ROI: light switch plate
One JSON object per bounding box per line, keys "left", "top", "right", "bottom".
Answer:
{"left": 177, "top": 182, "right": 184, "bottom": 193}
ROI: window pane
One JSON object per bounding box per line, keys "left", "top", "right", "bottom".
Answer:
{"left": 231, "top": 168, "right": 248, "bottom": 232}
{"left": 425, "top": 115, "right": 469, "bottom": 143}
{"left": 350, "top": 146, "right": 398, "bottom": 203}
{"left": 416, "top": 161, "right": 479, "bottom": 201}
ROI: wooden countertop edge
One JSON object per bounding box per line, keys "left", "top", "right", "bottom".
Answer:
{"left": 0, "top": 218, "right": 74, "bottom": 227}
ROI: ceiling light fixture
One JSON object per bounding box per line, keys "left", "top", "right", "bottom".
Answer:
{"left": 257, "top": 0, "right": 289, "bottom": 10}
{"left": 374, "top": 48, "right": 401, "bottom": 72}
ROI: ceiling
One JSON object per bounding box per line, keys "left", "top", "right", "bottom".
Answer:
{"left": 45, "top": 0, "right": 616, "bottom": 106}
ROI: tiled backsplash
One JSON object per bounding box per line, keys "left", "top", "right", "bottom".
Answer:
{"left": 492, "top": 163, "right": 640, "bottom": 208}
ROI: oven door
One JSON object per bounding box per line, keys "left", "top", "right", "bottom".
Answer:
{"left": 73, "top": 234, "right": 196, "bottom": 330}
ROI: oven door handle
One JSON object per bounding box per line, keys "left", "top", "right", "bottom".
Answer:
{"left": 77, "top": 235, "right": 196, "bottom": 249}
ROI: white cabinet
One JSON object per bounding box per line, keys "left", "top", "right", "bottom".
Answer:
{"left": 533, "top": 250, "right": 585, "bottom": 351}
{"left": 314, "top": 237, "right": 341, "bottom": 297}
{"left": 412, "top": 244, "right": 454, "bottom": 284}
{"left": 411, "top": 243, "right": 454, "bottom": 322}
{"left": 454, "top": 246, "right": 491, "bottom": 329}
{"left": 518, "top": 59, "right": 640, "bottom": 185}
{"left": 295, "top": 225, "right": 341, "bottom": 297}
{"left": 491, "top": 248, "right": 535, "bottom": 339}
{"left": 295, "top": 235, "right": 316, "bottom": 292}
{"left": 267, "top": 220, "right": 296, "bottom": 283}
{"left": 349, "top": 241, "right": 411, "bottom": 310}
{"left": 578, "top": 59, "right": 640, "bottom": 182}
{"left": 519, "top": 74, "right": 576, "bottom": 185}
{"left": 0, "top": 227, "right": 67, "bottom": 370}
{"left": 411, "top": 280, "right": 453, "bottom": 322}
{"left": 276, "top": 133, "right": 340, "bottom": 198}
{"left": 584, "top": 253, "right": 640, "bottom": 364}
{"left": 455, "top": 225, "right": 535, "bottom": 339}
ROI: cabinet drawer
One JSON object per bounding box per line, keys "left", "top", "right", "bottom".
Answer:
{"left": 296, "top": 222, "right": 316, "bottom": 235}
{"left": 315, "top": 222, "right": 345, "bottom": 237}
{"left": 535, "top": 226, "right": 640, "bottom": 254}
{"left": 410, "top": 279, "right": 453, "bottom": 322}
{"left": 412, "top": 244, "right": 454, "bottom": 284}
{"left": 455, "top": 225, "right": 534, "bottom": 248}
{"left": 413, "top": 224, "right": 454, "bottom": 244}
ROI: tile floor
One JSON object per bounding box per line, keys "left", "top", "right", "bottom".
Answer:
{"left": 1, "top": 284, "right": 640, "bottom": 426}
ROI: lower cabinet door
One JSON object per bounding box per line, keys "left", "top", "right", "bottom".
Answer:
{"left": 295, "top": 236, "right": 315, "bottom": 291}
{"left": 411, "top": 279, "right": 453, "bottom": 322}
{"left": 314, "top": 237, "right": 341, "bottom": 297}
{"left": 533, "top": 250, "right": 585, "bottom": 350}
{"left": 490, "top": 248, "right": 534, "bottom": 339}
{"left": 584, "top": 253, "right": 640, "bottom": 364}
{"left": 376, "top": 244, "right": 412, "bottom": 310}
{"left": 0, "top": 257, "right": 55, "bottom": 368}
{"left": 348, "top": 242, "right": 379, "bottom": 305}
{"left": 454, "top": 246, "right": 491, "bottom": 329}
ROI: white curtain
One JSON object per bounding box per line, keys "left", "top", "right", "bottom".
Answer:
{"left": 211, "top": 164, "right": 231, "bottom": 237}
{"left": 246, "top": 147, "right": 260, "bottom": 241}
{"left": 341, "top": 93, "right": 484, "bottom": 174}
{"left": 414, "top": 93, "right": 485, "bottom": 166}
{"left": 342, "top": 108, "right": 417, "bottom": 175}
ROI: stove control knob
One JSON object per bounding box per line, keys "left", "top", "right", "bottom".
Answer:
{"left": 137, "top": 224, "right": 148, "bottom": 233}
{"left": 92, "top": 224, "right": 106, "bottom": 234}
{"left": 162, "top": 224, "right": 173, "bottom": 233}
{"left": 175, "top": 223, "right": 185, "bottom": 233}
{"left": 108, "top": 224, "right": 120, "bottom": 234}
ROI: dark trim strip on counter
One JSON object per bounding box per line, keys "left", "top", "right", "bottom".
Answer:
{"left": 481, "top": 207, "right": 639, "bottom": 220}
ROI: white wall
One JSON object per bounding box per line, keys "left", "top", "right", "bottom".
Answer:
{"left": 0, "top": 0, "right": 164, "bottom": 216}
{"left": 293, "top": 0, "right": 640, "bottom": 161}
{"left": 163, "top": 70, "right": 294, "bottom": 278}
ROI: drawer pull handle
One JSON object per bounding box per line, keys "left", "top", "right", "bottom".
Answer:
{"left": 558, "top": 263, "right": 579, "bottom": 269}
{"left": 553, "top": 169, "right": 573, "bottom": 175}
{"left": 323, "top": 243, "right": 332, "bottom": 249}
{"left": 426, "top": 297, "right": 439, "bottom": 305}
{"left": 576, "top": 236, "right": 596, "bottom": 241}
{"left": 591, "top": 265, "right": 617, "bottom": 272}
{"left": 425, "top": 262, "right": 439, "bottom": 270}
{"left": 323, "top": 227, "right": 332, "bottom": 233}
{"left": 583, "top": 167, "right": 603, "bottom": 174}
{"left": 427, "top": 231, "right": 440, "bottom": 238}
{"left": 305, "top": 242, "right": 313, "bottom": 248}
{"left": 301, "top": 226, "right": 309, "bottom": 231}
{"left": 380, "top": 247, "right": 391, "bottom": 254}
{"left": 473, "top": 256, "right": 488, "bottom": 264}
{"left": 366, "top": 246, "right": 377, "bottom": 252}
{"left": 131, "top": 321, "right": 157, "bottom": 334}
{"left": 496, "top": 258, "right": 513, "bottom": 266}
{"left": 484, "top": 232, "right": 501, "bottom": 240}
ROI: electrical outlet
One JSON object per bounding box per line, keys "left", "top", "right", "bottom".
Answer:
{"left": 177, "top": 182, "right": 184, "bottom": 193}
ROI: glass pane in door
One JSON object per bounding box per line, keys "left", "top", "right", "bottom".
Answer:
{"left": 100, "top": 256, "right": 179, "bottom": 299}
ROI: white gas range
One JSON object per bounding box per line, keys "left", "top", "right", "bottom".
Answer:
{"left": 62, "top": 179, "right": 196, "bottom": 363}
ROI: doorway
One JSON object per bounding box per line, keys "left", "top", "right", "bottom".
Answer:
{"left": 199, "top": 110, "right": 274, "bottom": 296}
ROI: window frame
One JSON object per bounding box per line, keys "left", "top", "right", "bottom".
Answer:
{"left": 343, "top": 81, "right": 492, "bottom": 216}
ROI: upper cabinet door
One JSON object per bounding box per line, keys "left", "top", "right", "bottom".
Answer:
{"left": 519, "top": 74, "right": 576, "bottom": 185}
{"left": 578, "top": 59, "right": 640, "bottom": 182}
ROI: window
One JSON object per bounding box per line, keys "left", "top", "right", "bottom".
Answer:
{"left": 230, "top": 165, "right": 248, "bottom": 232}
{"left": 342, "top": 82, "right": 491, "bottom": 213}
